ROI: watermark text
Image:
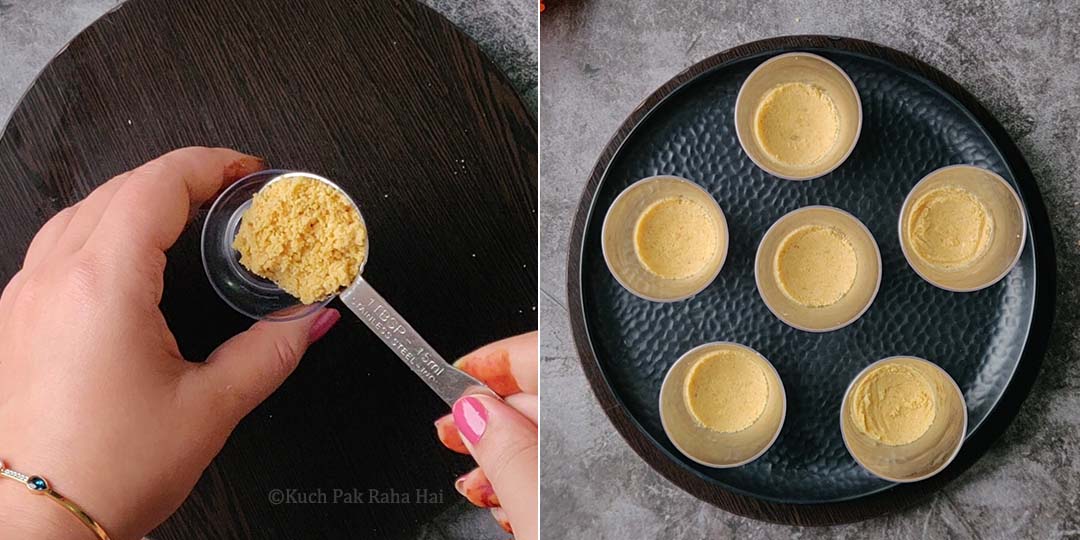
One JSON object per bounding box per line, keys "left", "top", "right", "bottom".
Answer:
{"left": 267, "top": 488, "right": 444, "bottom": 505}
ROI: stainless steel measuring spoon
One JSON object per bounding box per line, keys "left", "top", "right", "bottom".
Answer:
{"left": 262, "top": 172, "right": 496, "bottom": 405}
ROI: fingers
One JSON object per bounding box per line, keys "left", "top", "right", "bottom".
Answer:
{"left": 491, "top": 507, "right": 513, "bottom": 534}
{"left": 455, "top": 331, "right": 537, "bottom": 396}
{"left": 452, "top": 395, "right": 537, "bottom": 540}
{"left": 22, "top": 205, "right": 78, "bottom": 270}
{"left": 186, "top": 308, "right": 340, "bottom": 427}
{"left": 84, "top": 147, "right": 264, "bottom": 260}
{"left": 12, "top": 170, "right": 130, "bottom": 309}
{"left": 435, "top": 394, "right": 535, "bottom": 454}
{"left": 13, "top": 147, "right": 261, "bottom": 315}
{"left": 51, "top": 171, "right": 135, "bottom": 257}
{"left": 0, "top": 270, "right": 28, "bottom": 316}
{"left": 427, "top": 330, "right": 546, "bottom": 475}
{"left": 435, "top": 414, "right": 469, "bottom": 454}
{"left": 504, "top": 394, "right": 538, "bottom": 425}
{"left": 454, "top": 468, "right": 499, "bottom": 507}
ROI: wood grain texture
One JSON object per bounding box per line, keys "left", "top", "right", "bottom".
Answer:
{"left": 567, "top": 35, "right": 1055, "bottom": 526}
{"left": 0, "top": 0, "right": 536, "bottom": 538}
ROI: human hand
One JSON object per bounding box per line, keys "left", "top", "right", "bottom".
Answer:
{"left": 0, "top": 147, "right": 341, "bottom": 539}
{"left": 434, "top": 332, "right": 538, "bottom": 540}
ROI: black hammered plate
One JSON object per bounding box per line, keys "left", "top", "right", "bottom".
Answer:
{"left": 568, "top": 36, "right": 1055, "bottom": 521}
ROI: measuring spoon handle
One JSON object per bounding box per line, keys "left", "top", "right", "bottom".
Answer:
{"left": 339, "top": 277, "right": 495, "bottom": 405}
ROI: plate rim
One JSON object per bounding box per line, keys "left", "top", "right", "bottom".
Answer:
{"left": 565, "top": 34, "right": 1056, "bottom": 526}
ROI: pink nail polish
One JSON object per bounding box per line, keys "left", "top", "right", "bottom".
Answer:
{"left": 452, "top": 396, "right": 488, "bottom": 445}
{"left": 308, "top": 309, "right": 340, "bottom": 343}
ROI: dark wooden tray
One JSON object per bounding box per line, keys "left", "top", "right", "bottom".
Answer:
{"left": 0, "top": 0, "right": 536, "bottom": 538}
{"left": 567, "top": 35, "right": 1055, "bottom": 525}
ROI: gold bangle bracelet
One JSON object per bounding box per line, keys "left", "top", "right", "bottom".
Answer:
{"left": 0, "top": 458, "right": 111, "bottom": 540}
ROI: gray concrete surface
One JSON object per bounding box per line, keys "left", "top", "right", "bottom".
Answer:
{"left": 540, "top": 1, "right": 1079, "bottom": 539}
{"left": 0, "top": 1, "right": 535, "bottom": 539}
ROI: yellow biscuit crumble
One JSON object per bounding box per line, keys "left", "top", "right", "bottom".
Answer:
{"left": 774, "top": 225, "right": 858, "bottom": 307}
{"left": 754, "top": 82, "right": 840, "bottom": 167}
{"left": 683, "top": 350, "right": 769, "bottom": 433}
{"left": 233, "top": 176, "right": 367, "bottom": 304}
{"left": 908, "top": 186, "right": 993, "bottom": 270}
{"left": 851, "top": 363, "right": 937, "bottom": 446}
{"left": 633, "top": 196, "right": 719, "bottom": 280}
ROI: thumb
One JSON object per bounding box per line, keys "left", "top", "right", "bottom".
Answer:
{"left": 453, "top": 394, "right": 538, "bottom": 540}
{"left": 192, "top": 308, "right": 340, "bottom": 423}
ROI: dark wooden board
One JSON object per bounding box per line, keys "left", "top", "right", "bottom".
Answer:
{"left": 567, "top": 35, "right": 1055, "bottom": 525}
{"left": 0, "top": 0, "right": 536, "bottom": 538}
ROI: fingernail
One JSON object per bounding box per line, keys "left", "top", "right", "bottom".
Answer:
{"left": 456, "top": 469, "right": 500, "bottom": 507}
{"left": 223, "top": 155, "right": 268, "bottom": 184}
{"left": 491, "top": 507, "right": 513, "bottom": 534}
{"left": 452, "top": 396, "right": 488, "bottom": 445}
{"left": 308, "top": 309, "right": 340, "bottom": 344}
{"left": 435, "top": 415, "right": 469, "bottom": 454}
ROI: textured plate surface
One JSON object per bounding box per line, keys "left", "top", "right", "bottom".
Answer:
{"left": 569, "top": 36, "right": 1054, "bottom": 523}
